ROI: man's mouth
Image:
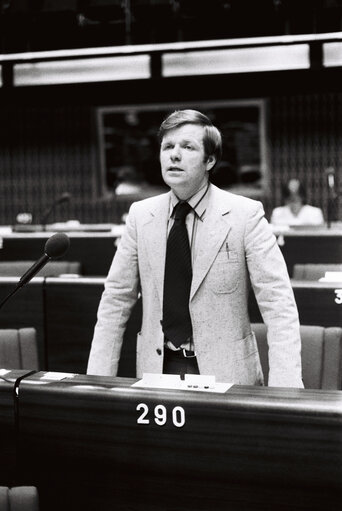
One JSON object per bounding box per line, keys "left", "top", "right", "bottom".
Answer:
{"left": 168, "top": 167, "right": 183, "bottom": 171}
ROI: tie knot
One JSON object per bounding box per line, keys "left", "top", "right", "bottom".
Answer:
{"left": 174, "top": 201, "right": 192, "bottom": 221}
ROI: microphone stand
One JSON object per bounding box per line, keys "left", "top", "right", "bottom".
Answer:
{"left": 40, "top": 193, "right": 71, "bottom": 231}
{"left": 327, "top": 184, "right": 338, "bottom": 230}
{"left": 0, "top": 233, "right": 70, "bottom": 311}
{"left": 327, "top": 198, "right": 333, "bottom": 229}
{"left": 0, "top": 286, "right": 20, "bottom": 311}
{"left": 40, "top": 204, "right": 56, "bottom": 232}
{"left": 0, "top": 256, "right": 50, "bottom": 311}
{"left": 325, "top": 168, "right": 337, "bottom": 229}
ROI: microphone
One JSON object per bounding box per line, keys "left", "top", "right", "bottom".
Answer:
{"left": 325, "top": 167, "right": 335, "bottom": 193}
{"left": 40, "top": 192, "right": 71, "bottom": 228}
{"left": 0, "top": 233, "right": 70, "bottom": 310}
{"left": 325, "top": 167, "right": 337, "bottom": 229}
{"left": 18, "top": 233, "right": 70, "bottom": 288}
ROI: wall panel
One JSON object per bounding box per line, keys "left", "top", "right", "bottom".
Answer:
{"left": 268, "top": 92, "right": 341, "bottom": 220}
{"left": 0, "top": 91, "right": 340, "bottom": 225}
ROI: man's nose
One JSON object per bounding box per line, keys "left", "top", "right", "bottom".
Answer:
{"left": 170, "top": 145, "right": 181, "bottom": 160}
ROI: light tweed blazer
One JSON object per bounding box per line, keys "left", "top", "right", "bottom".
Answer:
{"left": 87, "top": 184, "right": 303, "bottom": 387}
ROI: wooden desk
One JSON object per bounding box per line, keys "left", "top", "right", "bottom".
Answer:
{"left": 44, "top": 277, "right": 140, "bottom": 376}
{"left": 16, "top": 373, "right": 342, "bottom": 511}
{"left": 0, "top": 369, "right": 35, "bottom": 486}
{"left": 276, "top": 228, "right": 342, "bottom": 277}
{"left": 0, "top": 228, "right": 122, "bottom": 276}
{"left": 1, "top": 226, "right": 341, "bottom": 278}
{"left": 44, "top": 277, "right": 103, "bottom": 373}
{"left": 249, "top": 280, "right": 342, "bottom": 327}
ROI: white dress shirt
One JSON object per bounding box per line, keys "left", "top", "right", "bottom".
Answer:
{"left": 270, "top": 204, "right": 324, "bottom": 226}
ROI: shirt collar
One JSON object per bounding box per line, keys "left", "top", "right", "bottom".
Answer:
{"left": 169, "top": 182, "right": 210, "bottom": 221}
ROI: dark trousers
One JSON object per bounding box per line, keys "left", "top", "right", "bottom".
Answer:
{"left": 163, "top": 349, "right": 200, "bottom": 375}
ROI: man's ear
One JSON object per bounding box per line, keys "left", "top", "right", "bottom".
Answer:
{"left": 206, "top": 155, "right": 216, "bottom": 172}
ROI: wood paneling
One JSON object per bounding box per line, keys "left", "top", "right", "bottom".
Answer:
{"left": 278, "top": 228, "right": 342, "bottom": 277}
{"left": 16, "top": 373, "right": 342, "bottom": 511}
{"left": 0, "top": 369, "right": 35, "bottom": 487}
{"left": 0, "top": 232, "right": 117, "bottom": 276}
{"left": 0, "top": 278, "right": 45, "bottom": 368}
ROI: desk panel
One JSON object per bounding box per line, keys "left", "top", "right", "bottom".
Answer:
{"left": 2, "top": 227, "right": 341, "bottom": 278}
{"left": 0, "top": 278, "right": 45, "bottom": 368}
{"left": 44, "top": 278, "right": 140, "bottom": 376}
{"left": 0, "top": 231, "right": 119, "bottom": 276}
{"left": 292, "top": 280, "right": 342, "bottom": 327}
{"left": 249, "top": 280, "right": 342, "bottom": 327}
{"left": 0, "top": 369, "right": 36, "bottom": 486}
{"left": 16, "top": 373, "right": 342, "bottom": 511}
{"left": 44, "top": 278, "right": 103, "bottom": 373}
{"left": 277, "top": 229, "right": 342, "bottom": 277}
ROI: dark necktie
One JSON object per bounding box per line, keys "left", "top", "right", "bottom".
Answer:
{"left": 162, "top": 201, "right": 193, "bottom": 347}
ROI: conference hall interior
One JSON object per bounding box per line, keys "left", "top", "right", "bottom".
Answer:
{"left": 0, "top": 1, "right": 341, "bottom": 510}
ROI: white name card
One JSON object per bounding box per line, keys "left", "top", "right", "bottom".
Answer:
{"left": 132, "top": 373, "right": 233, "bottom": 393}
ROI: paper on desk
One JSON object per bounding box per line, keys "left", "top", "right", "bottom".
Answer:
{"left": 319, "top": 271, "right": 342, "bottom": 282}
{"left": 132, "top": 373, "right": 233, "bottom": 393}
{"left": 0, "top": 369, "right": 10, "bottom": 378}
{"left": 40, "top": 372, "right": 76, "bottom": 381}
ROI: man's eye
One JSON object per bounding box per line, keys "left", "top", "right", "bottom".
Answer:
{"left": 185, "top": 145, "right": 193, "bottom": 150}
{"left": 162, "top": 144, "right": 172, "bottom": 150}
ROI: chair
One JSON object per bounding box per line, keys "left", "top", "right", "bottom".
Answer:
{"left": 0, "top": 261, "right": 81, "bottom": 277}
{"left": 292, "top": 263, "right": 342, "bottom": 280}
{"left": 252, "top": 323, "right": 342, "bottom": 389}
{"left": 0, "top": 486, "right": 39, "bottom": 511}
{"left": 0, "top": 328, "right": 39, "bottom": 370}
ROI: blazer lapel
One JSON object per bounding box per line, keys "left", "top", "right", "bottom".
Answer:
{"left": 141, "top": 186, "right": 233, "bottom": 304}
{"left": 190, "top": 188, "right": 232, "bottom": 300}
{"left": 141, "top": 193, "right": 170, "bottom": 306}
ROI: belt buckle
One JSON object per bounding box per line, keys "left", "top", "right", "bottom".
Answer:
{"left": 182, "top": 348, "right": 196, "bottom": 358}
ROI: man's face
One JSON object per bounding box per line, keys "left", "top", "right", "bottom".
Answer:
{"left": 160, "top": 123, "right": 215, "bottom": 200}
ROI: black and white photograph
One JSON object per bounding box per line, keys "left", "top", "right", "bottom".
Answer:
{"left": 0, "top": 1, "right": 341, "bottom": 510}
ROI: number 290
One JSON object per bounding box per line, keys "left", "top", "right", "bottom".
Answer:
{"left": 136, "top": 403, "right": 185, "bottom": 428}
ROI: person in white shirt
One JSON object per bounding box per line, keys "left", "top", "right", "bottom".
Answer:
{"left": 271, "top": 179, "right": 324, "bottom": 226}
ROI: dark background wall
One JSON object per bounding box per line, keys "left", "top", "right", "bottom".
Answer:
{"left": 0, "top": 69, "right": 341, "bottom": 225}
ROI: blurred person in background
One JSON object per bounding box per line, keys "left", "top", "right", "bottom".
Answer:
{"left": 271, "top": 178, "right": 324, "bottom": 226}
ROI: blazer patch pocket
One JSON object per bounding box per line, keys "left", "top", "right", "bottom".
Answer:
{"left": 216, "top": 248, "right": 238, "bottom": 263}
{"left": 208, "top": 250, "right": 240, "bottom": 294}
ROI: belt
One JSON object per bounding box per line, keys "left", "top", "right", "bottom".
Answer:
{"left": 164, "top": 347, "right": 197, "bottom": 359}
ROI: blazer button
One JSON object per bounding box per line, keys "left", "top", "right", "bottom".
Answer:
{"left": 156, "top": 348, "right": 162, "bottom": 355}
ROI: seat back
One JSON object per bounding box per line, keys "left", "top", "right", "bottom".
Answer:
{"left": 0, "top": 486, "right": 39, "bottom": 511}
{"left": 252, "top": 323, "right": 342, "bottom": 389}
{"left": 0, "top": 260, "right": 81, "bottom": 277}
{"left": 0, "top": 328, "right": 39, "bottom": 370}
{"left": 292, "top": 263, "right": 342, "bottom": 280}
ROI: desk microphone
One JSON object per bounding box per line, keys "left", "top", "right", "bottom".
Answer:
{"left": 0, "top": 233, "right": 70, "bottom": 310}
{"left": 325, "top": 167, "right": 337, "bottom": 229}
{"left": 325, "top": 167, "right": 336, "bottom": 193}
{"left": 40, "top": 192, "right": 71, "bottom": 228}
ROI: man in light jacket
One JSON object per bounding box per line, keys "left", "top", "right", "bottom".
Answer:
{"left": 87, "top": 109, "right": 303, "bottom": 388}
